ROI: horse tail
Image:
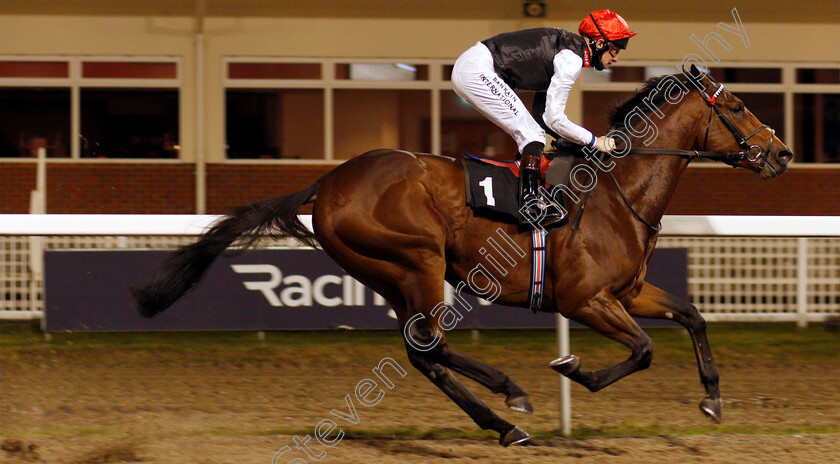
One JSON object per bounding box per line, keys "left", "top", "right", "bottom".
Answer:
{"left": 133, "top": 183, "right": 319, "bottom": 318}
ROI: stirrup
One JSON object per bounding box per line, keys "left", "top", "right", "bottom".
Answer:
{"left": 519, "top": 168, "right": 543, "bottom": 225}
{"left": 541, "top": 206, "right": 567, "bottom": 226}
{"left": 519, "top": 167, "right": 566, "bottom": 227}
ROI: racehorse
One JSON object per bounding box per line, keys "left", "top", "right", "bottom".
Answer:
{"left": 134, "top": 65, "right": 792, "bottom": 446}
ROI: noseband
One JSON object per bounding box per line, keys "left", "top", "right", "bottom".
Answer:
{"left": 591, "top": 77, "right": 780, "bottom": 235}
{"left": 621, "top": 80, "right": 777, "bottom": 171}
{"left": 697, "top": 82, "right": 775, "bottom": 171}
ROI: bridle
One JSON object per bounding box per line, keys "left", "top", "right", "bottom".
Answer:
{"left": 694, "top": 80, "right": 775, "bottom": 171}
{"left": 582, "top": 74, "right": 779, "bottom": 235}
{"left": 621, "top": 76, "right": 776, "bottom": 172}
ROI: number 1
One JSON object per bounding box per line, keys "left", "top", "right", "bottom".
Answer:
{"left": 479, "top": 177, "right": 495, "bottom": 206}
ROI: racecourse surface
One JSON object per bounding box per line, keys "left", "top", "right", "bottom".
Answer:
{"left": 2, "top": 324, "right": 839, "bottom": 463}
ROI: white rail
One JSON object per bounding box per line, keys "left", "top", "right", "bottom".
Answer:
{"left": 2, "top": 214, "right": 839, "bottom": 236}
{"left": 1, "top": 215, "right": 839, "bottom": 328}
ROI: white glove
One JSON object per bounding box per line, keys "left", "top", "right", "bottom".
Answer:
{"left": 593, "top": 136, "right": 616, "bottom": 153}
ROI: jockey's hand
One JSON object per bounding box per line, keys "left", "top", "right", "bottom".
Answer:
{"left": 593, "top": 136, "right": 616, "bottom": 153}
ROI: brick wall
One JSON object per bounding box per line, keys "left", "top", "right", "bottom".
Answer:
{"left": 206, "top": 164, "right": 331, "bottom": 213}
{"left": 0, "top": 163, "right": 195, "bottom": 213}
{"left": 0, "top": 164, "right": 36, "bottom": 213}
{"left": 668, "top": 166, "right": 840, "bottom": 215}
{"left": 2, "top": 162, "right": 839, "bottom": 215}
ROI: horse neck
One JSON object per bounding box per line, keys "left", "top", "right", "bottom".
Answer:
{"left": 605, "top": 100, "right": 703, "bottom": 225}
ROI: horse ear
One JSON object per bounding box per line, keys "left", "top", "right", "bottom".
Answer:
{"left": 689, "top": 64, "right": 702, "bottom": 78}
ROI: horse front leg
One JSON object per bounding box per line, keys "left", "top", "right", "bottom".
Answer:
{"left": 621, "top": 282, "right": 722, "bottom": 423}
{"left": 443, "top": 350, "right": 533, "bottom": 414}
{"left": 550, "top": 288, "right": 654, "bottom": 392}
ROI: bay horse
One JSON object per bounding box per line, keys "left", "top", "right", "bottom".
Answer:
{"left": 134, "top": 65, "right": 792, "bottom": 446}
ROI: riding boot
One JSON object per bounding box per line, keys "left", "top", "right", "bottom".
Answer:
{"left": 519, "top": 154, "right": 542, "bottom": 222}
{"left": 519, "top": 142, "right": 564, "bottom": 226}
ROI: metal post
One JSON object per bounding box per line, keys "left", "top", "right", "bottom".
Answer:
{"left": 194, "top": 0, "right": 207, "bottom": 214}
{"left": 431, "top": 75, "right": 441, "bottom": 155}
{"left": 796, "top": 237, "right": 808, "bottom": 328}
{"left": 29, "top": 147, "right": 47, "bottom": 325}
{"left": 556, "top": 313, "right": 571, "bottom": 436}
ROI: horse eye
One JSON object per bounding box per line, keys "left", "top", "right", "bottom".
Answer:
{"left": 733, "top": 105, "right": 744, "bottom": 114}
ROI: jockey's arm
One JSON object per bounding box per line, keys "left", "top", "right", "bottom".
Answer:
{"left": 542, "top": 50, "right": 598, "bottom": 148}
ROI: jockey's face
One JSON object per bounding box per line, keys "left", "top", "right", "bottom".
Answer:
{"left": 595, "top": 39, "right": 620, "bottom": 68}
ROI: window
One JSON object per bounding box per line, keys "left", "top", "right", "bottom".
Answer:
{"left": 0, "top": 88, "right": 70, "bottom": 157}
{"left": 708, "top": 67, "right": 782, "bottom": 84}
{"left": 335, "top": 63, "right": 429, "bottom": 81}
{"left": 228, "top": 62, "right": 321, "bottom": 80}
{"left": 795, "top": 94, "right": 840, "bottom": 163}
{"left": 582, "top": 66, "right": 647, "bottom": 83}
{"left": 81, "top": 89, "right": 179, "bottom": 159}
{"left": 582, "top": 91, "right": 635, "bottom": 137}
{"left": 581, "top": 64, "right": 840, "bottom": 163}
{"left": 223, "top": 58, "right": 554, "bottom": 162}
{"left": 0, "top": 60, "right": 67, "bottom": 78}
{"left": 797, "top": 69, "right": 840, "bottom": 84}
{"left": 222, "top": 60, "right": 840, "bottom": 164}
{"left": 0, "top": 57, "right": 181, "bottom": 159}
{"left": 226, "top": 89, "right": 324, "bottom": 159}
{"left": 225, "top": 59, "right": 444, "bottom": 161}
{"left": 333, "top": 89, "right": 429, "bottom": 159}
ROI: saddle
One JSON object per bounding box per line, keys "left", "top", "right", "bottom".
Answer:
{"left": 461, "top": 152, "right": 570, "bottom": 313}
{"left": 462, "top": 152, "right": 573, "bottom": 226}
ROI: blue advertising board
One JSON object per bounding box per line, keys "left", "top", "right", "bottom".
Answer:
{"left": 44, "top": 248, "right": 687, "bottom": 332}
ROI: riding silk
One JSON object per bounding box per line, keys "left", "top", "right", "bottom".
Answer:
{"left": 452, "top": 28, "right": 594, "bottom": 152}
{"left": 481, "top": 28, "right": 589, "bottom": 91}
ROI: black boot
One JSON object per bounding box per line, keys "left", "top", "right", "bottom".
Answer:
{"left": 519, "top": 142, "right": 565, "bottom": 227}
{"left": 519, "top": 155, "right": 543, "bottom": 224}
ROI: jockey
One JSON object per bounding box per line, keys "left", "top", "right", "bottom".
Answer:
{"left": 451, "top": 9, "right": 637, "bottom": 224}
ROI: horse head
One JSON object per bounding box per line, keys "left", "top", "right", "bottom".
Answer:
{"left": 686, "top": 64, "right": 792, "bottom": 179}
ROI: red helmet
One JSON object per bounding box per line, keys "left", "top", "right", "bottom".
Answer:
{"left": 578, "top": 9, "right": 637, "bottom": 47}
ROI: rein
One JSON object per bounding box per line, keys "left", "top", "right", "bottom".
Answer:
{"left": 595, "top": 77, "right": 777, "bottom": 234}
{"left": 623, "top": 146, "right": 749, "bottom": 164}
{"left": 620, "top": 80, "right": 775, "bottom": 171}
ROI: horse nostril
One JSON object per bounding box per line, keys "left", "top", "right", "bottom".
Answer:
{"left": 777, "top": 150, "right": 793, "bottom": 166}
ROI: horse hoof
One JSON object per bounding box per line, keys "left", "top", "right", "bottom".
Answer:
{"left": 549, "top": 355, "right": 581, "bottom": 376}
{"left": 699, "top": 396, "right": 722, "bottom": 423}
{"left": 499, "top": 426, "right": 531, "bottom": 447}
{"left": 506, "top": 393, "right": 534, "bottom": 414}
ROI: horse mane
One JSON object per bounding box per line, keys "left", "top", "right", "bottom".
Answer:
{"left": 608, "top": 72, "right": 695, "bottom": 130}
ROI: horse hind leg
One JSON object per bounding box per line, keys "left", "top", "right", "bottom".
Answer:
{"left": 321, "top": 233, "right": 529, "bottom": 445}
{"left": 550, "top": 289, "right": 653, "bottom": 393}
{"left": 402, "top": 307, "right": 529, "bottom": 446}
{"left": 622, "top": 283, "right": 722, "bottom": 423}
{"left": 396, "top": 272, "right": 529, "bottom": 447}
{"left": 314, "top": 172, "right": 528, "bottom": 445}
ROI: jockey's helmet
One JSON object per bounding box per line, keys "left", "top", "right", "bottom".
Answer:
{"left": 578, "top": 9, "right": 637, "bottom": 51}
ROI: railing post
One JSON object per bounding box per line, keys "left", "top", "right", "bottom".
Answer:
{"left": 29, "top": 147, "right": 47, "bottom": 323}
{"left": 557, "top": 314, "right": 571, "bottom": 436}
{"left": 796, "top": 237, "right": 808, "bottom": 328}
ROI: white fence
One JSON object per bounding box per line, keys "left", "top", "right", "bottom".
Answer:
{"left": 1, "top": 215, "right": 839, "bottom": 326}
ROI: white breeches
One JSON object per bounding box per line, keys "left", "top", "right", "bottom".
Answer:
{"left": 451, "top": 42, "right": 546, "bottom": 153}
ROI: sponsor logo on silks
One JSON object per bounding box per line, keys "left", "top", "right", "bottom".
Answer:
{"left": 231, "top": 264, "right": 387, "bottom": 308}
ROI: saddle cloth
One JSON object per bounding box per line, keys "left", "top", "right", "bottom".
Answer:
{"left": 462, "top": 153, "right": 564, "bottom": 223}
{"left": 461, "top": 153, "right": 559, "bottom": 312}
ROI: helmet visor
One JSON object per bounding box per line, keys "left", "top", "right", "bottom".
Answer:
{"left": 612, "top": 37, "right": 630, "bottom": 50}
